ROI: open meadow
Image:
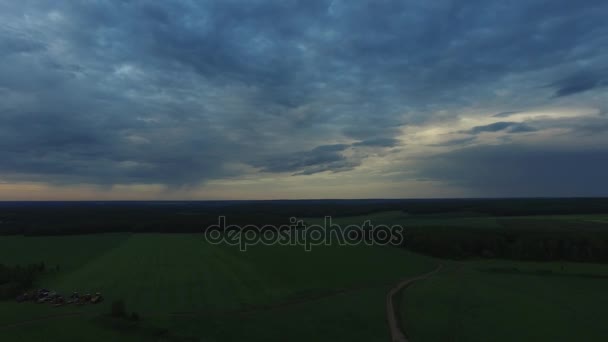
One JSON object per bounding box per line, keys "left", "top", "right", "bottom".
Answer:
{"left": 402, "top": 260, "right": 608, "bottom": 342}
{"left": 2, "top": 201, "right": 608, "bottom": 341}
{"left": 0, "top": 232, "right": 435, "bottom": 341}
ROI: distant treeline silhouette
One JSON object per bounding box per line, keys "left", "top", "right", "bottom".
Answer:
{"left": 2, "top": 199, "right": 608, "bottom": 262}
{"left": 403, "top": 217, "right": 608, "bottom": 262}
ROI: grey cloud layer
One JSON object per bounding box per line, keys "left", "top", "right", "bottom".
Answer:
{"left": 414, "top": 144, "right": 608, "bottom": 197}
{"left": 255, "top": 144, "right": 355, "bottom": 175}
{"left": 0, "top": 0, "right": 607, "bottom": 195}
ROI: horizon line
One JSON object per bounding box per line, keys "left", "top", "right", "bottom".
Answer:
{"left": 0, "top": 196, "right": 607, "bottom": 203}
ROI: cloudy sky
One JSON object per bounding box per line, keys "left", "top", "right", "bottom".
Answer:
{"left": 1, "top": 0, "right": 607, "bottom": 200}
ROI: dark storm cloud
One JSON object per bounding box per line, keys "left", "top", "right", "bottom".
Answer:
{"left": 254, "top": 139, "right": 402, "bottom": 175}
{"left": 492, "top": 111, "right": 520, "bottom": 118}
{"left": 466, "top": 122, "right": 538, "bottom": 134}
{"left": 0, "top": 0, "right": 607, "bottom": 193}
{"left": 430, "top": 136, "right": 477, "bottom": 147}
{"left": 414, "top": 144, "right": 608, "bottom": 196}
{"left": 254, "top": 144, "right": 356, "bottom": 175}
{"left": 353, "top": 138, "right": 400, "bottom": 148}
{"left": 549, "top": 71, "right": 608, "bottom": 97}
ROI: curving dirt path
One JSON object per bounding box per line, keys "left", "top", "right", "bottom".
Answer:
{"left": 386, "top": 265, "right": 443, "bottom": 342}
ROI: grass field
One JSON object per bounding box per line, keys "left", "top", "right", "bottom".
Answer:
{"left": 402, "top": 260, "right": 608, "bottom": 342}
{"left": 149, "top": 285, "right": 394, "bottom": 342}
{"left": 0, "top": 233, "right": 130, "bottom": 272}
{"left": 2, "top": 210, "right": 608, "bottom": 341}
{"left": 308, "top": 211, "right": 608, "bottom": 341}
{"left": 0, "top": 233, "right": 435, "bottom": 341}
{"left": 0, "top": 286, "right": 395, "bottom": 342}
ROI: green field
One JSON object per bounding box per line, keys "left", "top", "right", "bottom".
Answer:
{"left": 2, "top": 210, "right": 608, "bottom": 341}
{"left": 310, "top": 212, "right": 608, "bottom": 341}
{"left": 402, "top": 260, "right": 608, "bottom": 342}
{"left": 0, "top": 233, "right": 435, "bottom": 341}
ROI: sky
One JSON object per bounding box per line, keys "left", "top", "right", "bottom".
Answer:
{"left": 0, "top": 0, "right": 607, "bottom": 200}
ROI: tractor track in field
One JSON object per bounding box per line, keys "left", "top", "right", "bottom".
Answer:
{"left": 386, "top": 265, "right": 443, "bottom": 342}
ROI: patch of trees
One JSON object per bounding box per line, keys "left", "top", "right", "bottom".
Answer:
{"left": 399, "top": 198, "right": 608, "bottom": 216}
{"left": 0, "top": 262, "right": 45, "bottom": 299}
{"left": 403, "top": 230, "right": 608, "bottom": 263}
{"left": 110, "top": 299, "right": 139, "bottom": 321}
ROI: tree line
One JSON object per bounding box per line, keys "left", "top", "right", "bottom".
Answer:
{"left": 0, "top": 262, "right": 45, "bottom": 299}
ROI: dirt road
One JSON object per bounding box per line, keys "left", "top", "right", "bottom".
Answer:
{"left": 386, "top": 265, "right": 443, "bottom": 342}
